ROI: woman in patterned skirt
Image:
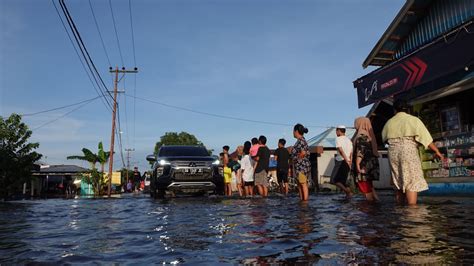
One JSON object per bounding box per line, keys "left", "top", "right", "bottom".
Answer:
{"left": 291, "top": 123, "right": 311, "bottom": 202}
{"left": 352, "top": 117, "right": 380, "bottom": 202}
{"left": 382, "top": 100, "right": 444, "bottom": 205}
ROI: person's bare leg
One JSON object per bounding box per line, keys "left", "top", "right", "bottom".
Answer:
{"left": 284, "top": 183, "right": 289, "bottom": 196}
{"left": 263, "top": 186, "right": 268, "bottom": 197}
{"left": 301, "top": 183, "right": 309, "bottom": 201}
{"left": 395, "top": 190, "right": 405, "bottom": 204}
{"left": 237, "top": 182, "right": 243, "bottom": 197}
{"left": 298, "top": 184, "right": 302, "bottom": 200}
{"left": 257, "top": 185, "right": 264, "bottom": 196}
{"left": 372, "top": 188, "right": 380, "bottom": 201}
{"left": 406, "top": 191, "right": 418, "bottom": 205}
{"left": 335, "top": 182, "right": 352, "bottom": 198}
{"left": 364, "top": 192, "right": 374, "bottom": 201}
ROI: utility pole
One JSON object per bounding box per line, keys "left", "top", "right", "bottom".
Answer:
{"left": 125, "top": 148, "right": 135, "bottom": 185}
{"left": 108, "top": 66, "right": 138, "bottom": 197}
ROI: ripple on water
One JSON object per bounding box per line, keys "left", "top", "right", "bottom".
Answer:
{"left": 0, "top": 193, "right": 473, "bottom": 264}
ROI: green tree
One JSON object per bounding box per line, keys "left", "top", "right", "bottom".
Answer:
{"left": 0, "top": 114, "right": 42, "bottom": 200}
{"left": 154, "top": 132, "right": 204, "bottom": 154}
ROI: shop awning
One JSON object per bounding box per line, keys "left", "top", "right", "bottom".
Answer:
{"left": 353, "top": 21, "right": 474, "bottom": 108}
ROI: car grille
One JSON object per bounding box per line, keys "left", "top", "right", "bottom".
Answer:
{"left": 173, "top": 169, "right": 212, "bottom": 181}
{"left": 172, "top": 161, "right": 210, "bottom": 168}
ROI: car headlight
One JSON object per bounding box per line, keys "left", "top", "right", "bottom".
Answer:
{"left": 212, "top": 159, "right": 220, "bottom": 166}
{"left": 159, "top": 159, "right": 171, "bottom": 166}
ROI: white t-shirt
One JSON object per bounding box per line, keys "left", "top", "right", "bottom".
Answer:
{"left": 335, "top": 135, "right": 353, "bottom": 162}
{"left": 240, "top": 155, "right": 254, "bottom": 182}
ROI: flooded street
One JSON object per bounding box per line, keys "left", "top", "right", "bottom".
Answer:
{"left": 1, "top": 193, "right": 473, "bottom": 264}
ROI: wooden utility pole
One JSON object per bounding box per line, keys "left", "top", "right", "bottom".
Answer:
{"left": 108, "top": 67, "right": 138, "bottom": 197}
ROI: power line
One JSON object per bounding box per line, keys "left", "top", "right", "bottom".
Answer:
{"left": 128, "top": 0, "right": 137, "bottom": 67}
{"left": 51, "top": 0, "right": 112, "bottom": 112}
{"left": 88, "top": 0, "right": 112, "bottom": 67}
{"left": 116, "top": 103, "right": 126, "bottom": 168}
{"left": 109, "top": 0, "right": 125, "bottom": 67}
{"left": 33, "top": 96, "right": 100, "bottom": 130}
{"left": 125, "top": 94, "right": 331, "bottom": 129}
{"left": 122, "top": 77, "right": 130, "bottom": 147}
{"left": 22, "top": 96, "right": 103, "bottom": 117}
{"left": 59, "top": 0, "right": 114, "bottom": 105}
{"left": 128, "top": 0, "right": 138, "bottom": 148}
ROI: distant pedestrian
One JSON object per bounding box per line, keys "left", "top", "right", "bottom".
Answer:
{"left": 241, "top": 141, "right": 255, "bottom": 196}
{"left": 382, "top": 100, "right": 443, "bottom": 205}
{"left": 228, "top": 155, "right": 243, "bottom": 196}
{"left": 291, "top": 124, "right": 311, "bottom": 201}
{"left": 352, "top": 117, "right": 380, "bottom": 202}
{"left": 126, "top": 179, "right": 132, "bottom": 193}
{"left": 221, "top": 153, "right": 232, "bottom": 196}
{"left": 133, "top": 167, "right": 141, "bottom": 192}
{"left": 330, "top": 125, "right": 353, "bottom": 199}
{"left": 223, "top": 145, "right": 230, "bottom": 163}
{"left": 254, "top": 135, "right": 270, "bottom": 197}
{"left": 250, "top": 138, "right": 260, "bottom": 158}
{"left": 274, "top": 138, "right": 290, "bottom": 196}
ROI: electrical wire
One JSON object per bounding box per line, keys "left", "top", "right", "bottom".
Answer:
{"left": 88, "top": 0, "right": 112, "bottom": 67}
{"left": 128, "top": 0, "right": 138, "bottom": 149}
{"left": 125, "top": 94, "right": 331, "bottom": 129}
{"left": 122, "top": 77, "right": 130, "bottom": 147}
{"left": 59, "top": 0, "right": 114, "bottom": 104}
{"left": 128, "top": 0, "right": 137, "bottom": 67}
{"left": 22, "top": 96, "right": 103, "bottom": 117}
{"left": 116, "top": 103, "right": 126, "bottom": 168}
{"left": 109, "top": 0, "right": 125, "bottom": 67}
{"left": 32, "top": 96, "right": 101, "bottom": 130}
{"left": 51, "top": 0, "right": 112, "bottom": 112}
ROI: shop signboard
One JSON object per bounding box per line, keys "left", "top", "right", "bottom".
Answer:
{"left": 354, "top": 22, "right": 474, "bottom": 108}
{"left": 104, "top": 172, "right": 122, "bottom": 185}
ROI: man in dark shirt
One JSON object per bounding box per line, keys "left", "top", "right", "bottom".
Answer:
{"left": 133, "top": 167, "right": 141, "bottom": 192}
{"left": 274, "top": 138, "right": 290, "bottom": 196}
{"left": 254, "top": 135, "right": 270, "bottom": 197}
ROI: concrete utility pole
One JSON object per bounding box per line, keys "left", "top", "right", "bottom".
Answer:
{"left": 125, "top": 148, "right": 135, "bottom": 184}
{"left": 108, "top": 67, "right": 138, "bottom": 197}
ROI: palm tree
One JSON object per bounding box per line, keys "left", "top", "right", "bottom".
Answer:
{"left": 67, "top": 148, "right": 99, "bottom": 169}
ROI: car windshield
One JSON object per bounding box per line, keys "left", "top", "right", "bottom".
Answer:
{"left": 159, "top": 146, "right": 209, "bottom": 157}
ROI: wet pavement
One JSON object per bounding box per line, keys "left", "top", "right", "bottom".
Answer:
{"left": 1, "top": 192, "right": 473, "bottom": 264}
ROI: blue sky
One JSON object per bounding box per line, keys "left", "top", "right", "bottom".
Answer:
{"left": 0, "top": 0, "right": 404, "bottom": 170}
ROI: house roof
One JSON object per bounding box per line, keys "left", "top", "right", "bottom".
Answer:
{"left": 363, "top": 0, "right": 432, "bottom": 68}
{"left": 307, "top": 127, "right": 356, "bottom": 149}
{"left": 32, "top": 164, "right": 88, "bottom": 174}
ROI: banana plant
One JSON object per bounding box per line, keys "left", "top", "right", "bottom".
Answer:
{"left": 67, "top": 148, "right": 99, "bottom": 170}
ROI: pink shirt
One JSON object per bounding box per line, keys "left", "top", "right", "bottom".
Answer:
{"left": 250, "top": 144, "right": 261, "bottom": 157}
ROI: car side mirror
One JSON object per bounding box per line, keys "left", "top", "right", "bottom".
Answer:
{"left": 146, "top": 155, "right": 157, "bottom": 162}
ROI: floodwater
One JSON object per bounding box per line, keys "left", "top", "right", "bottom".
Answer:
{"left": 1, "top": 192, "right": 473, "bottom": 264}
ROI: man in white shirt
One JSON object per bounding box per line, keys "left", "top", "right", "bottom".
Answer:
{"left": 331, "top": 125, "right": 353, "bottom": 198}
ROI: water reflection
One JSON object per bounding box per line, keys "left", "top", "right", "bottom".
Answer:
{"left": 0, "top": 194, "right": 473, "bottom": 264}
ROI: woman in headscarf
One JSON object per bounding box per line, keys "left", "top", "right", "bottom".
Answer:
{"left": 353, "top": 117, "right": 380, "bottom": 202}
{"left": 382, "top": 100, "right": 444, "bottom": 205}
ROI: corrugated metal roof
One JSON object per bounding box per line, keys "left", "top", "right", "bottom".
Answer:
{"left": 363, "top": 0, "right": 474, "bottom": 68}
{"left": 32, "top": 165, "right": 88, "bottom": 174}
